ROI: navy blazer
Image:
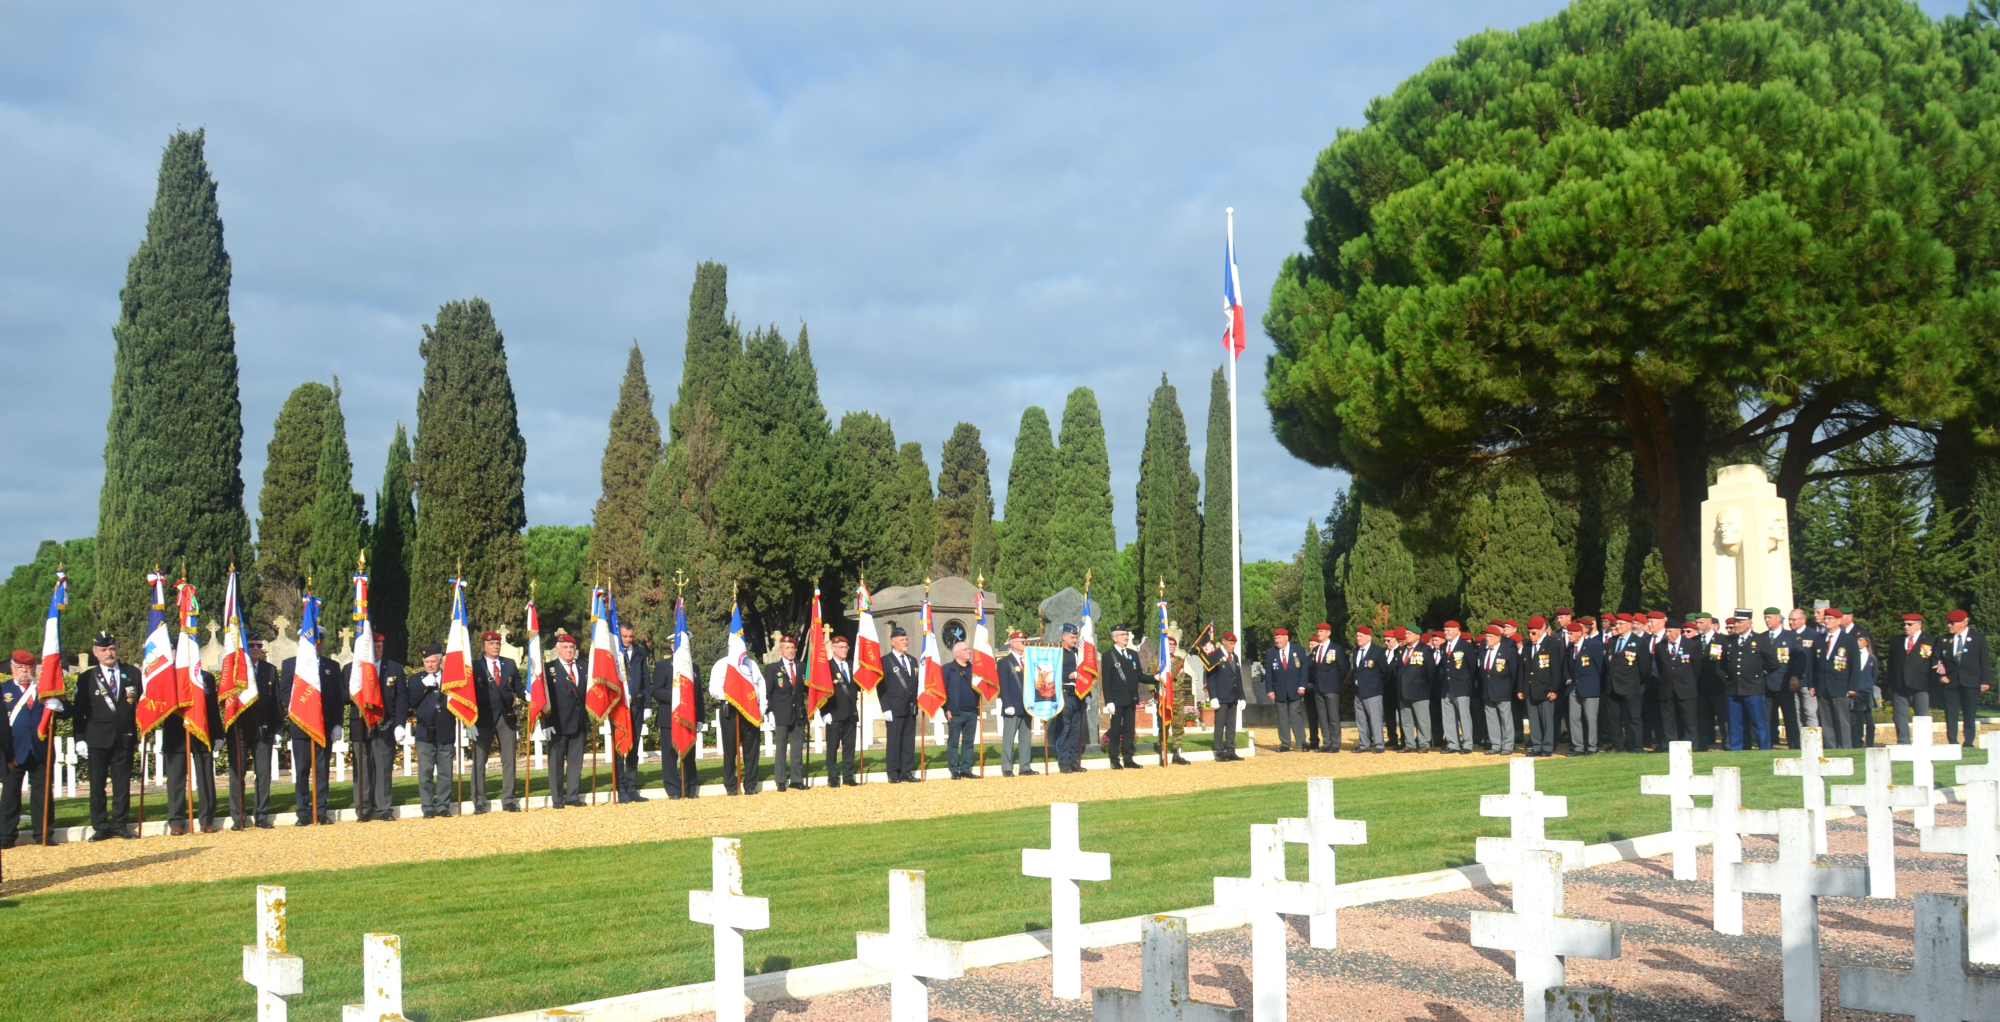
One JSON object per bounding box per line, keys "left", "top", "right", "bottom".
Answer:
{"left": 877, "top": 648, "right": 920, "bottom": 716}
{"left": 403, "top": 670, "right": 459, "bottom": 744}
{"left": 1476, "top": 642, "right": 1517, "bottom": 702}
{"left": 541, "top": 658, "right": 587, "bottom": 736}
{"left": 1263, "top": 643, "right": 1308, "bottom": 703}
{"left": 1207, "top": 651, "right": 1244, "bottom": 704}
{"left": 1566, "top": 635, "right": 1604, "bottom": 699}
{"left": 1307, "top": 640, "right": 1348, "bottom": 697}
{"left": 1, "top": 679, "right": 46, "bottom": 768}
{"left": 472, "top": 654, "right": 518, "bottom": 729}
{"left": 1349, "top": 642, "right": 1389, "bottom": 699}
{"left": 942, "top": 660, "right": 980, "bottom": 715}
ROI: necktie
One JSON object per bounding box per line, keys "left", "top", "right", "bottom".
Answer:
{"left": 1484, "top": 650, "right": 1495, "bottom": 671}
{"left": 1908, "top": 636, "right": 1915, "bottom": 654}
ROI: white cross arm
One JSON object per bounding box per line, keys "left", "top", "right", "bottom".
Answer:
{"left": 1022, "top": 847, "right": 1111, "bottom": 882}
{"left": 243, "top": 948, "right": 304, "bottom": 997}
{"left": 857, "top": 930, "right": 965, "bottom": 981}
{"left": 1481, "top": 792, "right": 1568, "bottom": 818}
{"left": 1640, "top": 774, "right": 1716, "bottom": 797}
{"left": 1276, "top": 816, "right": 1366, "bottom": 846}
{"left": 1891, "top": 742, "right": 1964, "bottom": 764}
{"left": 1677, "top": 805, "right": 1780, "bottom": 835}
{"left": 1829, "top": 782, "right": 1929, "bottom": 810}
{"left": 1470, "top": 912, "right": 1622, "bottom": 960}
{"left": 1733, "top": 861, "right": 1869, "bottom": 899}
{"left": 1774, "top": 758, "right": 1854, "bottom": 778}
{"left": 1475, "top": 837, "right": 1586, "bottom": 872}
{"left": 690, "top": 889, "right": 770, "bottom": 931}
{"left": 1214, "top": 876, "right": 1328, "bottom": 916}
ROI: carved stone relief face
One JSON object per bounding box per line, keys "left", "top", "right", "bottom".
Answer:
{"left": 1715, "top": 507, "right": 1743, "bottom": 553}
{"left": 1764, "top": 507, "right": 1788, "bottom": 552}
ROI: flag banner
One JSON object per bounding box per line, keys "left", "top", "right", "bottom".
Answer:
{"left": 349, "top": 571, "right": 384, "bottom": 728}
{"left": 288, "top": 592, "right": 326, "bottom": 746}
{"left": 917, "top": 599, "right": 946, "bottom": 719}
{"left": 852, "top": 583, "right": 884, "bottom": 692}
{"left": 670, "top": 598, "right": 698, "bottom": 755}
{"left": 218, "top": 570, "right": 257, "bottom": 729}
{"left": 441, "top": 578, "right": 478, "bottom": 726}
{"left": 1222, "top": 211, "right": 1245, "bottom": 358}
{"left": 1193, "top": 621, "right": 1227, "bottom": 672}
{"left": 721, "top": 601, "right": 763, "bottom": 726}
{"left": 806, "top": 588, "right": 834, "bottom": 717}
{"left": 174, "top": 581, "right": 211, "bottom": 747}
{"left": 137, "top": 573, "right": 180, "bottom": 736}
{"left": 1023, "top": 646, "right": 1065, "bottom": 722}
{"left": 1155, "top": 595, "right": 1175, "bottom": 722}
{"left": 524, "top": 599, "right": 547, "bottom": 731}
{"left": 1075, "top": 582, "right": 1100, "bottom": 698}
{"left": 586, "top": 589, "right": 633, "bottom": 755}
{"left": 34, "top": 570, "right": 67, "bottom": 740}
{"left": 970, "top": 589, "right": 998, "bottom": 701}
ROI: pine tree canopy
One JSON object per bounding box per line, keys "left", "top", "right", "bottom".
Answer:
{"left": 97, "top": 128, "right": 251, "bottom": 645}
{"left": 592, "top": 342, "right": 662, "bottom": 598}
{"left": 1135, "top": 373, "right": 1202, "bottom": 622}
{"left": 254, "top": 381, "right": 333, "bottom": 627}
{"left": 410, "top": 298, "right": 528, "bottom": 642}
{"left": 305, "top": 384, "right": 365, "bottom": 636}
{"left": 1795, "top": 432, "right": 1967, "bottom": 631}
{"left": 525, "top": 524, "right": 592, "bottom": 640}
{"left": 370, "top": 424, "right": 415, "bottom": 662}
{"left": 1050, "top": 387, "right": 1120, "bottom": 622}
{"left": 1197, "top": 365, "right": 1236, "bottom": 635}
{"left": 996, "top": 406, "right": 1059, "bottom": 632}
{"left": 1265, "top": 0, "right": 2000, "bottom": 613}
{"left": 933, "top": 422, "right": 995, "bottom": 580}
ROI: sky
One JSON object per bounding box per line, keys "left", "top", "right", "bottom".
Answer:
{"left": 0, "top": 1, "right": 1965, "bottom": 573}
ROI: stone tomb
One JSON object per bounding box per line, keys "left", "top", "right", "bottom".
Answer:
{"left": 1840, "top": 892, "right": 2000, "bottom": 1022}
{"left": 1090, "top": 915, "right": 1245, "bottom": 1022}
{"left": 1919, "top": 777, "right": 2000, "bottom": 964}
{"left": 343, "top": 933, "right": 407, "bottom": 1022}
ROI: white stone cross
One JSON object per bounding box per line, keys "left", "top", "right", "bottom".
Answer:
{"left": 857, "top": 869, "right": 965, "bottom": 1022}
{"left": 1829, "top": 747, "right": 1929, "bottom": 899}
{"left": 1469, "top": 848, "right": 1622, "bottom": 1022}
{"left": 1733, "top": 808, "right": 1869, "bottom": 1022}
{"left": 1639, "top": 741, "right": 1714, "bottom": 880}
{"left": 242, "top": 885, "right": 304, "bottom": 1022}
{"left": 1839, "top": 892, "right": 2000, "bottom": 1022}
{"left": 689, "top": 837, "right": 771, "bottom": 1022}
{"left": 1213, "top": 823, "right": 1327, "bottom": 1022}
{"left": 1274, "top": 777, "right": 1367, "bottom": 949}
{"left": 1022, "top": 802, "right": 1113, "bottom": 999}
{"left": 1090, "top": 914, "right": 1245, "bottom": 1022}
{"left": 1890, "top": 724, "right": 1961, "bottom": 828}
{"left": 1952, "top": 731, "right": 2000, "bottom": 784}
{"left": 1919, "top": 778, "right": 2000, "bottom": 965}
{"left": 1476, "top": 757, "right": 1585, "bottom": 873}
{"left": 1675, "top": 766, "right": 1779, "bottom": 936}
{"left": 342, "top": 933, "right": 406, "bottom": 1022}
{"left": 1773, "top": 727, "right": 1854, "bottom": 854}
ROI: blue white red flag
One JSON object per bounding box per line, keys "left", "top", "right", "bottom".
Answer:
{"left": 34, "top": 571, "right": 67, "bottom": 739}
{"left": 670, "top": 598, "right": 698, "bottom": 755}
{"left": 174, "top": 580, "right": 211, "bottom": 746}
{"left": 288, "top": 591, "right": 326, "bottom": 746}
{"left": 137, "top": 573, "right": 179, "bottom": 736}
{"left": 1222, "top": 213, "right": 1245, "bottom": 358}
{"left": 524, "top": 598, "right": 546, "bottom": 728}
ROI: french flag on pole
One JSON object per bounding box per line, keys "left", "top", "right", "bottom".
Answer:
{"left": 1223, "top": 207, "right": 1245, "bottom": 358}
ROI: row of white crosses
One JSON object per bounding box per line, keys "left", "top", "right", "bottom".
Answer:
{"left": 240, "top": 884, "right": 409, "bottom": 1022}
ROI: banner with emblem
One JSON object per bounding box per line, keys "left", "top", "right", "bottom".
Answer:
{"left": 1023, "top": 646, "right": 1065, "bottom": 721}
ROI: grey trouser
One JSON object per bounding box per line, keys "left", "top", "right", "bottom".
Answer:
{"left": 357, "top": 728, "right": 396, "bottom": 817}
{"left": 1524, "top": 698, "right": 1557, "bottom": 754}
{"left": 771, "top": 723, "right": 808, "bottom": 788}
{"left": 1354, "top": 695, "right": 1387, "bottom": 751}
{"left": 1483, "top": 700, "right": 1515, "bottom": 752}
{"left": 1274, "top": 700, "right": 1307, "bottom": 749}
{"left": 1000, "top": 713, "right": 1032, "bottom": 773}
{"left": 415, "top": 741, "right": 456, "bottom": 815}
{"left": 1213, "top": 701, "right": 1238, "bottom": 757}
{"left": 1398, "top": 699, "right": 1434, "bottom": 750}
{"left": 1440, "top": 695, "right": 1474, "bottom": 751}
{"left": 165, "top": 743, "right": 215, "bottom": 827}
{"left": 1568, "top": 695, "right": 1600, "bottom": 753}
{"left": 472, "top": 723, "right": 517, "bottom": 810}
{"left": 1819, "top": 691, "right": 1853, "bottom": 750}
{"left": 548, "top": 731, "right": 586, "bottom": 803}
{"left": 1314, "top": 690, "right": 1344, "bottom": 750}
{"left": 1891, "top": 690, "right": 1932, "bottom": 744}
{"left": 1083, "top": 691, "right": 1101, "bottom": 754}
{"left": 1942, "top": 684, "right": 1983, "bottom": 746}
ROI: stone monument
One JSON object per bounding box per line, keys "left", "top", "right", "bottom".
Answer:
{"left": 852, "top": 576, "right": 1001, "bottom": 651}
{"left": 1701, "top": 464, "right": 1792, "bottom": 623}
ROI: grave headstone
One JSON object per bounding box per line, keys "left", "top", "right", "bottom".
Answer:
{"left": 1544, "top": 986, "right": 1614, "bottom": 1022}
{"left": 1839, "top": 892, "right": 2000, "bottom": 1022}
{"left": 689, "top": 837, "right": 770, "bottom": 1022}
{"left": 1274, "top": 777, "right": 1367, "bottom": 948}
{"left": 1213, "top": 824, "right": 1326, "bottom": 1022}
{"left": 857, "top": 869, "right": 965, "bottom": 1022}
{"left": 1475, "top": 757, "right": 1585, "bottom": 874}
{"left": 341, "top": 933, "right": 406, "bottom": 1022}
{"left": 1090, "top": 915, "right": 1245, "bottom": 1022}
{"left": 1639, "top": 741, "right": 1714, "bottom": 880}
{"left": 1676, "top": 765, "right": 1779, "bottom": 935}
{"left": 1773, "top": 726, "right": 1853, "bottom": 853}
{"left": 1470, "top": 849, "right": 1621, "bottom": 1022}
{"left": 1022, "top": 802, "right": 1113, "bottom": 999}
{"left": 242, "top": 885, "right": 304, "bottom": 1022}
{"left": 1829, "top": 747, "right": 1929, "bottom": 898}
{"left": 1733, "top": 808, "right": 1869, "bottom": 1022}
{"left": 1890, "top": 725, "right": 1960, "bottom": 828}
{"left": 1918, "top": 778, "right": 2000, "bottom": 964}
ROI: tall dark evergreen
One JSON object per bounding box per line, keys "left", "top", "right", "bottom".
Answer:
{"left": 97, "top": 129, "right": 251, "bottom": 644}
{"left": 1322, "top": 490, "right": 1361, "bottom": 630}
{"left": 1050, "top": 388, "right": 1120, "bottom": 622}
{"left": 1463, "top": 474, "right": 1568, "bottom": 625}
{"left": 305, "top": 385, "right": 365, "bottom": 636}
{"left": 1134, "top": 374, "right": 1202, "bottom": 621}
{"left": 591, "top": 343, "right": 662, "bottom": 600}
{"left": 831, "top": 412, "right": 903, "bottom": 598}
{"left": 254, "top": 381, "right": 333, "bottom": 627}
{"left": 933, "top": 423, "right": 995, "bottom": 580}
{"left": 1197, "top": 366, "right": 1236, "bottom": 634}
{"left": 409, "top": 298, "right": 528, "bottom": 642}
{"left": 370, "top": 425, "right": 415, "bottom": 662}
{"left": 673, "top": 261, "right": 739, "bottom": 440}
{"left": 996, "top": 407, "right": 1059, "bottom": 630}
{"left": 1296, "top": 520, "right": 1327, "bottom": 635}
{"left": 1339, "top": 502, "right": 1418, "bottom": 632}
{"left": 886, "top": 442, "right": 936, "bottom": 586}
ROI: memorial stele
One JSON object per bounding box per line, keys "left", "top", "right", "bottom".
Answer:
{"left": 1700, "top": 463, "right": 1792, "bottom": 627}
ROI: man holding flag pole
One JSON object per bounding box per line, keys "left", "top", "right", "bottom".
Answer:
{"left": 347, "top": 555, "right": 395, "bottom": 822}
{"left": 708, "top": 592, "right": 766, "bottom": 796}
{"left": 162, "top": 578, "right": 219, "bottom": 834}
{"left": 969, "top": 578, "right": 999, "bottom": 777}
{"left": 279, "top": 582, "right": 344, "bottom": 826}
{"left": 71, "top": 573, "right": 145, "bottom": 840}
{"left": 1, "top": 569, "right": 67, "bottom": 848}
{"left": 657, "top": 577, "right": 703, "bottom": 800}
{"left": 851, "top": 579, "right": 884, "bottom": 784}
{"left": 916, "top": 580, "right": 947, "bottom": 781}
{"left": 801, "top": 587, "right": 836, "bottom": 789}
{"left": 216, "top": 567, "right": 271, "bottom": 830}
{"left": 521, "top": 587, "right": 546, "bottom": 809}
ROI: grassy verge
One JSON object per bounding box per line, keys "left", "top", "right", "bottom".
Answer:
{"left": 4, "top": 746, "right": 1969, "bottom": 1022}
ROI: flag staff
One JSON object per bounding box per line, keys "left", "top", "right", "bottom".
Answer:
{"left": 920, "top": 577, "right": 932, "bottom": 782}
{"left": 976, "top": 574, "right": 988, "bottom": 779}
{"left": 353, "top": 552, "right": 368, "bottom": 827}
{"left": 733, "top": 581, "right": 744, "bottom": 797}
{"left": 526, "top": 580, "right": 537, "bottom": 811}
{"left": 1225, "top": 207, "right": 1244, "bottom": 653}
{"left": 1158, "top": 578, "right": 1169, "bottom": 768}
{"left": 856, "top": 570, "right": 868, "bottom": 786}
{"left": 306, "top": 575, "right": 318, "bottom": 827}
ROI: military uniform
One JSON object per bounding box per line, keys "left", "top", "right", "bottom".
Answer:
{"left": 1722, "top": 620, "right": 1774, "bottom": 750}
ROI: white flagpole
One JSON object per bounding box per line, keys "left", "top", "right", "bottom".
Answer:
{"left": 1226, "top": 207, "right": 1244, "bottom": 646}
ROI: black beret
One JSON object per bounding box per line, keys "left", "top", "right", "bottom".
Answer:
{"left": 420, "top": 642, "right": 443, "bottom": 657}
{"left": 92, "top": 631, "right": 116, "bottom": 647}
{"left": 889, "top": 623, "right": 908, "bottom": 638}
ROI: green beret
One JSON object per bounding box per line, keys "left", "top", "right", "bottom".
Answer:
{"left": 1763, "top": 606, "right": 1782, "bottom": 616}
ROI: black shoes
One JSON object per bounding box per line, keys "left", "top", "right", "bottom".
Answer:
{"left": 1122, "top": 760, "right": 1143, "bottom": 769}
{"left": 790, "top": 783, "right": 806, "bottom": 791}
{"left": 1170, "top": 754, "right": 1190, "bottom": 765}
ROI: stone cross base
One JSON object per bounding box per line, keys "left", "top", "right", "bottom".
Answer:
{"left": 1546, "top": 986, "right": 1613, "bottom": 1022}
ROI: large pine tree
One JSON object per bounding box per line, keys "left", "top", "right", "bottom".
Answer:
{"left": 1339, "top": 502, "right": 1418, "bottom": 632}
{"left": 933, "top": 423, "right": 995, "bottom": 580}
{"left": 1463, "top": 474, "right": 1570, "bottom": 625}
{"left": 887, "top": 442, "right": 936, "bottom": 586}
{"left": 996, "top": 407, "right": 1059, "bottom": 631}
{"left": 1050, "top": 388, "right": 1120, "bottom": 620}
{"left": 370, "top": 425, "right": 415, "bottom": 661}
{"left": 97, "top": 129, "right": 251, "bottom": 643}
{"left": 305, "top": 385, "right": 365, "bottom": 637}
{"left": 1134, "top": 374, "right": 1202, "bottom": 622}
{"left": 409, "top": 298, "right": 528, "bottom": 642}
{"left": 1197, "top": 366, "right": 1236, "bottom": 635}
{"left": 591, "top": 343, "right": 661, "bottom": 600}
{"left": 1296, "top": 519, "right": 1327, "bottom": 635}
{"left": 254, "top": 381, "right": 333, "bottom": 628}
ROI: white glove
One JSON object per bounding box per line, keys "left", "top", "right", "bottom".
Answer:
{"left": 535, "top": 727, "right": 552, "bottom": 741}
{"left": 395, "top": 725, "right": 410, "bottom": 744}
{"left": 1003, "top": 706, "right": 1015, "bottom": 716}
{"left": 1210, "top": 699, "right": 1220, "bottom": 709}
{"left": 1105, "top": 702, "right": 1114, "bottom": 712}
{"left": 643, "top": 708, "right": 653, "bottom": 722}
{"left": 697, "top": 723, "right": 707, "bottom": 732}
{"left": 330, "top": 726, "right": 343, "bottom": 744}
{"left": 468, "top": 726, "right": 480, "bottom": 741}
{"left": 424, "top": 674, "right": 440, "bottom": 688}
{"left": 820, "top": 714, "right": 831, "bottom": 725}
{"left": 43, "top": 698, "right": 63, "bottom": 712}
{"left": 883, "top": 711, "right": 893, "bottom": 721}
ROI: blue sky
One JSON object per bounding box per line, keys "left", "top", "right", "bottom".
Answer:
{"left": 0, "top": 1, "right": 1965, "bottom": 571}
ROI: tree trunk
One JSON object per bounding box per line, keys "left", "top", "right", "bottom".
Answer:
{"left": 1616, "top": 377, "right": 1708, "bottom": 614}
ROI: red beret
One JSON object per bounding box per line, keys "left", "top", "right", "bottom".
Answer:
{"left": 481, "top": 631, "right": 501, "bottom": 642}
{"left": 1554, "top": 607, "right": 1573, "bottom": 616}
{"left": 1444, "top": 620, "right": 1462, "bottom": 630}
{"left": 1221, "top": 631, "right": 1237, "bottom": 642}
{"left": 829, "top": 632, "right": 850, "bottom": 643}
{"left": 1315, "top": 622, "right": 1333, "bottom": 632}
{"left": 1272, "top": 626, "right": 1289, "bottom": 637}
{"left": 1355, "top": 625, "right": 1372, "bottom": 636}
{"left": 1504, "top": 619, "right": 1518, "bottom": 628}
{"left": 554, "top": 631, "right": 579, "bottom": 644}
{"left": 1528, "top": 615, "right": 1547, "bottom": 629}
{"left": 1647, "top": 611, "right": 1667, "bottom": 620}
{"left": 1949, "top": 609, "right": 1970, "bottom": 623}
{"left": 1006, "top": 629, "right": 1026, "bottom": 640}
{"left": 1484, "top": 625, "right": 1501, "bottom": 636}
{"left": 1903, "top": 613, "right": 1925, "bottom": 622}
{"left": 9, "top": 649, "right": 32, "bottom": 666}
{"left": 1566, "top": 622, "right": 1584, "bottom": 633}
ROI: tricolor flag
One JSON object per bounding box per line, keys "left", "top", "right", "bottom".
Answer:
{"left": 524, "top": 598, "right": 547, "bottom": 730}
{"left": 969, "top": 588, "right": 998, "bottom": 701}
{"left": 719, "top": 601, "right": 763, "bottom": 726}
{"left": 1222, "top": 209, "right": 1245, "bottom": 358}
{"left": 174, "top": 580, "right": 211, "bottom": 747}
{"left": 669, "top": 598, "right": 698, "bottom": 756}
{"left": 1075, "top": 581, "right": 1100, "bottom": 698}
{"left": 440, "top": 578, "right": 478, "bottom": 726}
{"left": 585, "top": 589, "right": 634, "bottom": 755}
{"left": 136, "top": 573, "right": 179, "bottom": 736}
{"left": 288, "top": 591, "right": 327, "bottom": 747}
{"left": 852, "top": 583, "right": 883, "bottom": 692}
{"left": 217, "top": 570, "right": 257, "bottom": 729}
{"left": 33, "top": 570, "right": 67, "bottom": 740}
{"left": 349, "top": 569, "right": 384, "bottom": 729}
{"left": 1156, "top": 593, "right": 1175, "bottom": 722}
{"left": 916, "top": 598, "right": 946, "bottom": 719}
{"left": 806, "top": 587, "right": 834, "bottom": 717}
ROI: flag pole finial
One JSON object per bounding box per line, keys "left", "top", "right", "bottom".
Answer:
{"left": 356, "top": 550, "right": 366, "bottom": 571}
{"left": 976, "top": 573, "right": 985, "bottom": 591}
{"left": 923, "top": 577, "right": 932, "bottom": 600}
{"left": 674, "top": 569, "right": 686, "bottom": 596}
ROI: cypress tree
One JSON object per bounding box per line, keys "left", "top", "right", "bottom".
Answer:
{"left": 996, "top": 407, "right": 1059, "bottom": 630}
{"left": 1340, "top": 502, "right": 1418, "bottom": 632}
{"left": 1134, "top": 374, "right": 1202, "bottom": 620}
{"left": 1050, "top": 388, "right": 1120, "bottom": 620}
{"left": 933, "top": 423, "right": 995, "bottom": 579}
{"left": 673, "top": 261, "right": 738, "bottom": 441}
{"left": 254, "top": 381, "right": 333, "bottom": 627}
{"left": 97, "top": 128, "right": 251, "bottom": 644}
{"left": 1197, "top": 366, "right": 1235, "bottom": 634}
{"left": 1969, "top": 463, "right": 2000, "bottom": 628}
{"left": 371, "top": 425, "right": 415, "bottom": 662}
{"left": 305, "top": 385, "right": 365, "bottom": 636}
{"left": 525, "top": 524, "right": 593, "bottom": 640}
{"left": 1462, "top": 474, "right": 1570, "bottom": 624}
{"left": 1322, "top": 490, "right": 1360, "bottom": 628}
{"left": 887, "top": 442, "right": 936, "bottom": 585}
{"left": 409, "top": 298, "right": 528, "bottom": 642}
{"left": 1297, "top": 519, "right": 1327, "bottom": 635}
{"left": 830, "top": 412, "right": 903, "bottom": 594}
{"left": 591, "top": 343, "right": 662, "bottom": 599}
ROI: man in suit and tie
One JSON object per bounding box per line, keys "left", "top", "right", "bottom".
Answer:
{"left": 1476, "top": 624, "right": 1517, "bottom": 755}
{"left": 1939, "top": 609, "right": 1991, "bottom": 747}
{"left": 403, "top": 643, "right": 459, "bottom": 818}
{"left": 223, "top": 633, "right": 283, "bottom": 828}
{"left": 1395, "top": 627, "right": 1437, "bottom": 751}
{"left": 614, "top": 621, "right": 650, "bottom": 803}
{"left": 1815, "top": 609, "right": 1859, "bottom": 749}
{"left": 1264, "top": 627, "right": 1308, "bottom": 752}
{"left": 1, "top": 650, "right": 56, "bottom": 848}
{"left": 70, "top": 632, "right": 142, "bottom": 839}
{"left": 1054, "top": 624, "right": 1087, "bottom": 772}
{"left": 1519, "top": 617, "right": 1562, "bottom": 757}
{"left": 1205, "top": 632, "right": 1244, "bottom": 760}
{"left": 277, "top": 641, "right": 347, "bottom": 826}
{"left": 1564, "top": 618, "right": 1604, "bottom": 755}
{"left": 471, "top": 631, "right": 520, "bottom": 812}
{"left": 1436, "top": 622, "right": 1476, "bottom": 754}
{"left": 1308, "top": 623, "right": 1347, "bottom": 754}
{"left": 767, "top": 633, "right": 810, "bottom": 792}
{"left": 539, "top": 631, "right": 589, "bottom": 806}
{"left": 1100, "top": 624, "right": 1146, "bottom": 769}
{"left": 162, "top": 664, "right": 222, "bottom": 834}
{"left": 1349, "top": 626, "right": 1389, "bottom": 753}
{"left": 996, "top": 630, "right": 1035, "bottom": 776}
{"left": 823, "top": 634, "right": 861, "bottom": 786}
{"left": 652, "top": 642, "right": 705, "bottom": 798}
{"left": 349, "top": 632, "right": 405, "bottom": 822}
{"left": 1602, "top": 614, "right": 1651, "bottom": 752}
{"left": 1722, "top": 611, "right": 1774, "bottom": 750}
{"left": 878, "top": 624, "right": 921, "bottom": 782}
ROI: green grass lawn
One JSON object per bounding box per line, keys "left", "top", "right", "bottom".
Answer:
{"left": 3, "top": 746, "right": 1972, "bottom": 1022}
